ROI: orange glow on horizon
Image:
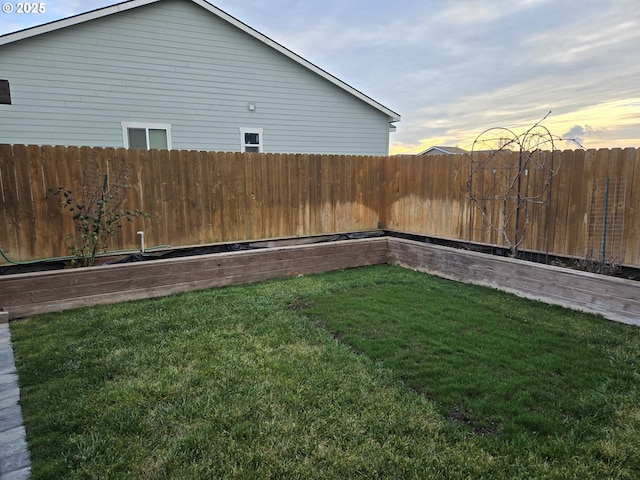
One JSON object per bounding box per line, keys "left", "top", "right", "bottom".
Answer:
{"left": 392, "top": 98, "right": 640, "bottom": 155}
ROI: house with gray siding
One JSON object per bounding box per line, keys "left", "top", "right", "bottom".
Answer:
{"left": 0, "top": 0, "right": 400, "bottom": 155}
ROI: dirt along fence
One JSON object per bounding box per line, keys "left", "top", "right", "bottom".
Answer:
{"left": 1, "top": 144, "right": 639, "bottom": 268}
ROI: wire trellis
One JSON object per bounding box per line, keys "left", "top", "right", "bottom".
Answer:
{"left": 586, "top": 177, "right": 626, "bottom": 273}
{"left": 468, "top": 113, "right": 560, "bottom": 257}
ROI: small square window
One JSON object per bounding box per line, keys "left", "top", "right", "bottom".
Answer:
{"left": 240, "top": 128, "right": 263, "bottom": 153}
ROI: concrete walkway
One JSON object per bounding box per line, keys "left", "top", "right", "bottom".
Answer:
{"left": 0, "top": 321, "right": 31, "bottom": 479}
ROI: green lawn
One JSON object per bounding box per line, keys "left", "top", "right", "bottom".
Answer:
{"left": 10, "top": 265, "right": 640, "bottom": 479}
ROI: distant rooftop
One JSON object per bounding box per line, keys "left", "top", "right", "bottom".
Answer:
{"left": 418, "top": 146, "right": 468, "bottom": 156}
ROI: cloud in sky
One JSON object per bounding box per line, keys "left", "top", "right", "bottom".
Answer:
{"left": 561, "top": 125, "right": 589, "bottom": 148}
{"left": 2, "top": 0, "right": 639, "bottom": 154}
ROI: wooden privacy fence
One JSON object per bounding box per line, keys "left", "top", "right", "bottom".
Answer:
{"left": 1, "top": 144, "right": 639, "bottom": 267}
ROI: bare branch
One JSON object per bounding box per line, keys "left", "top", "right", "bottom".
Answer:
{"left": 468, "top": 115, "right": 561, "bottom": 256}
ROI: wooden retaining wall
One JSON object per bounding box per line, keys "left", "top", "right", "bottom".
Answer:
{"left": 0, "top": 237, "right": 389, "bottom": 321}
{"left": 387, "top": 237, "right": 640, "bottom": 326}
{"left": 1, "top": 235, "right": 638, "bottom": 326}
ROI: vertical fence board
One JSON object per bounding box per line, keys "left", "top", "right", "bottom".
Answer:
{"left": 453, "top": 154, "right": 469, "bottom": 241}
{"left": 606, "top": 149, "right": 626, "bottom": 266}
{"left": 550, "top": 149, "right": 573, "bottom": 256}
{"left": 318, "top": 155, "right": 331, "bottom": 232}
{"left": 624, "top": 148, "right": 640, "bottom": 266}
{"left": 578, "top": 150, "right": 598, "bottom": 258}
{"left": 12, "top": 145, "right": 35, "bottom": 260}
{"left": 243, "top": 152, "right": 260, "bottom": 240}
{"left": 152, "top": 149, "right": 170, "bottom": 247}
{"left": 276, "top": 153, "right": 288, "bottom": 237}
{"left": 366, "top": 155, "right": 382, "bottom": 229}
{"left": 295, "top": 154, "right": 310, "bottom": 236}
{"left": 263, "top": 152, "right": 277, "bottom": 238}
{"left": 563, "top": 149, "right": 585, "bottom": 257}
{"left": 225, "top": 152, "right": 247, "bottom": 241}
{"left": 264, "top": 152, "right": 275, "bottom": 238}
{"left": 130, "top": 148, "right": 152, "bottom": 248}
{"left": 179, "top": 149, "right": 198, "bottom": 244}
{"left": 173, "top": 149, "right": 191, "bottom": 246}
{"left": 40, "top": 146, "right": 65, "bottom": 258}
{"left": 387, "top": 155, "right": 403, "bottom": 232}
{"left": 0, "top": 145, "right": 16, "bottom": 260}
{"left": 413, "top": 155, "right": 426, "bottom": 233}
{"left": 206, "top": 151, "right": 224, "bottom": 244}
{"left": 587, "top": 149, "right": 613, "bottom": 261}
{"left": 306, "top": 154, "right": 319, "bottom": 235}
{"left": 27, "top": 145, "right": 50, "bottom": 258}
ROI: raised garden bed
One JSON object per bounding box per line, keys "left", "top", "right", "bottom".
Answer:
{"left": 1, "top": 234, "right": 638, "bottom": 325}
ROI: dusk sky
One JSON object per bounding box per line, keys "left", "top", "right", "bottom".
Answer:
{"left": 2, "top": 0, "right": 639, "bottom": 154}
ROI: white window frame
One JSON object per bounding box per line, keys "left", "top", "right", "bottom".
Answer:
{"left": 239, "top": 127, "right": 263, "bottom": 153}
{"left": 121, "top": 122, "right": 172, "bottom": 150}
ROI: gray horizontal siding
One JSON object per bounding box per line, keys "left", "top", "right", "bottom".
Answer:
{"left": 0, "top": 0, "right": 392, "bottom": 155}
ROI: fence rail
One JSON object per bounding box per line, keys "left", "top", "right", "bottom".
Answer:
{"left": 1, "top": 144, "right": 639, "bottom": 268}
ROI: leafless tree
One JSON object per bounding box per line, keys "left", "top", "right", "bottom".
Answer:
{"left": 467, "top": 112, "right": 572, "bottom": 257}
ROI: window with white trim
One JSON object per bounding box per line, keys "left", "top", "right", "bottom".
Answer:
{"left": 240, "top": 128, "right": 263, "bottom": 153}
{"left": 122, "top": 122, "right": 172, "bottom": 150}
